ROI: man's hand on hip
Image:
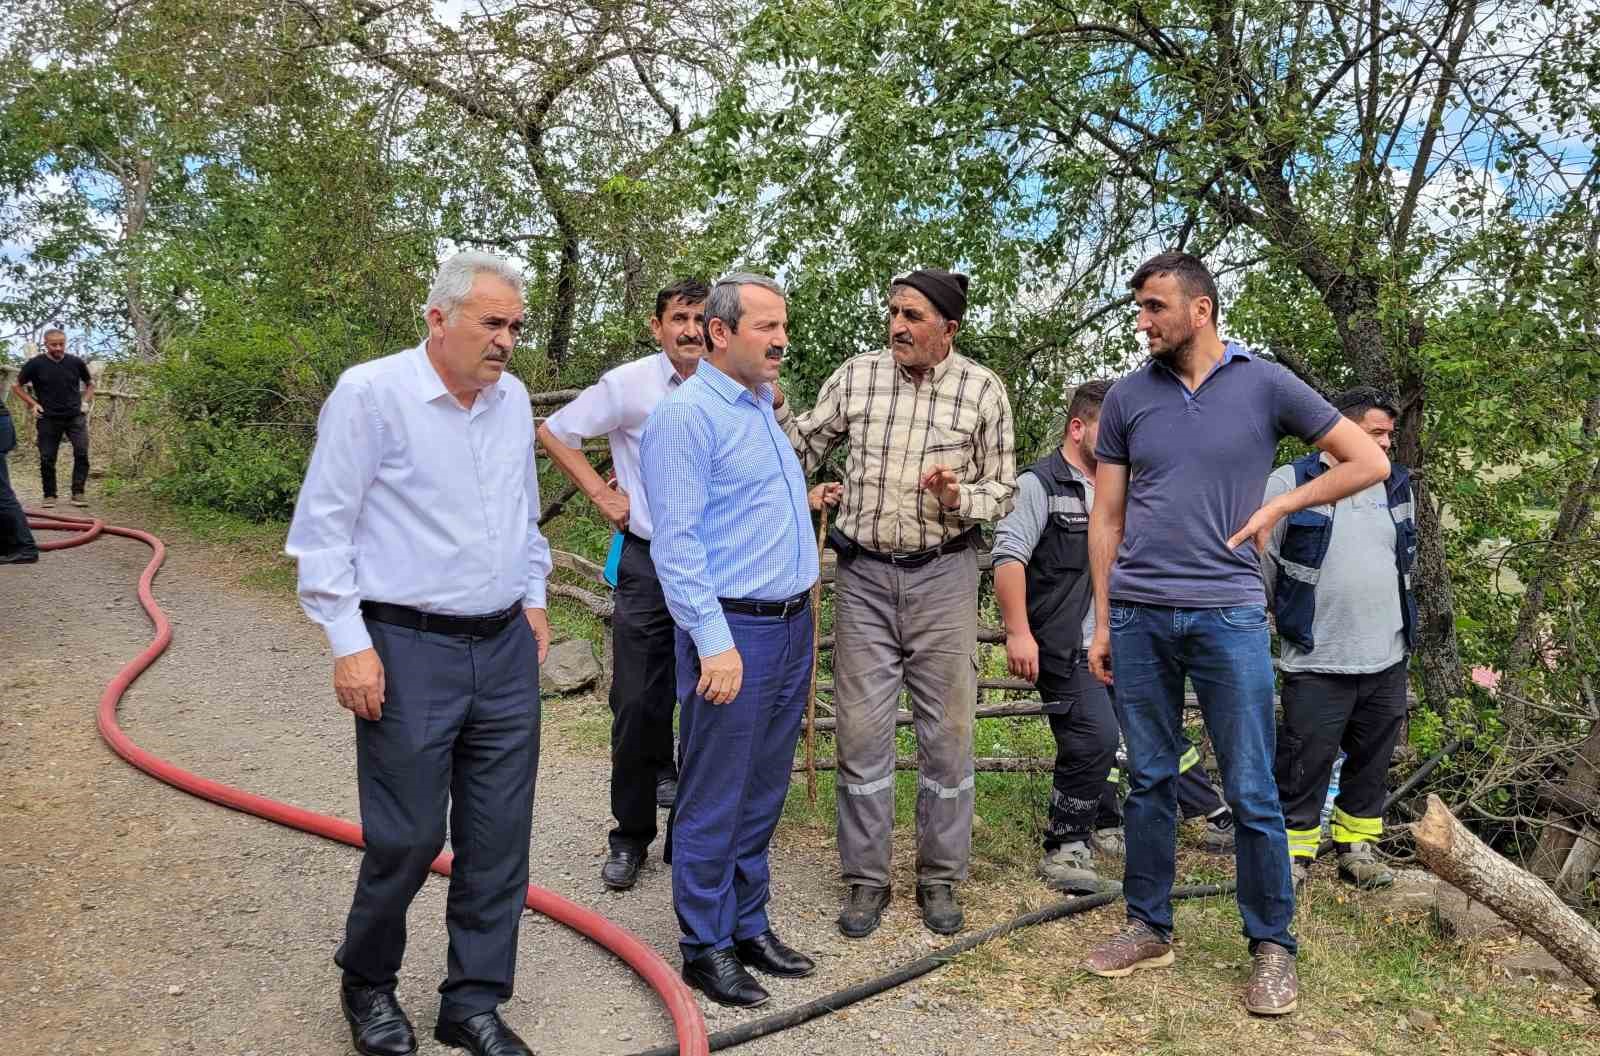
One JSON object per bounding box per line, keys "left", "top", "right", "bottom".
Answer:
{"left": 524, "top": 607, "right": 551, "bottom": 664}
{"left": 697, "top": 646, "right": 743, "bottom": 704}
{"left": 334, "top": 648, "right": 386, "bottom": 721}
{"left": 594, "top": 484, "right": 630, "bottom": 533}
{"left": 1226, "top": 500, "right": 1285, "bottom": 554}
{"left": 1088, "top": 627, "right": 1113, "bottom": 687}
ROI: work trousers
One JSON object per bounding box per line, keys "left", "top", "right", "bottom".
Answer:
{"left": 1275, "top": 659, "right": 1409, "bottom": 859}
{"left": 833, "top": 547, "right": 978, "bottom": 889}
{"left": 607, "top": 533, "right": 678, "bottom": 854}
{"left": 338, "top": 615, "right": 541, "bottom": 1023}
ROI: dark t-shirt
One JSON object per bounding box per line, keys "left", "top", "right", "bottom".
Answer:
{"left": 19, "top": 353, "right": 91, "bottom": 419}
{"left": 1095, "top": 343, "right": 1339, "bottom": 608}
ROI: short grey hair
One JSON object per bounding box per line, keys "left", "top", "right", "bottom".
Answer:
{"left": 703, "top": 272, "right": 785, "bottom": 342}
{"left": 424, "top": 251, "right": 525, "bottom": 320}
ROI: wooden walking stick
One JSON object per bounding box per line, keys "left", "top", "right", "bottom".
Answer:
{"left": 805, "top": 501, "right": 830, "bottom": 805}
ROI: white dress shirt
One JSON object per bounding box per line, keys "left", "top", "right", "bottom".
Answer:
{"left": 286, "top": 342, "right": 553, "bottom": 657}
{"left": 541, "top": 350, "right": 684, "bottom": 540}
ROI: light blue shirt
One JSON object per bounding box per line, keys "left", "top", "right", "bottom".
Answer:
{"left": 286, "top": 342, "right": 553, "bottom": 657}
{"left": 642, "top": 359, "right": 819, "bottom": 656}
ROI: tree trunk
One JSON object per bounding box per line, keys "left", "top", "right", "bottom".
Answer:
{"left": 1334, "top": 297, "right": 1466, "bottom": 711}
{"left": 547, "top": 221, "right": 580, "bottom": 368}
{"left": 1413, "top": 794, "right": 1600, "bottom": 990}
{"left": 1529, "top": 721, "right": 1600, "bottom": 885}
{"left": 1502, "top": 395, "right": 1600, "bottom": 733}
{"left": 121, "top": 155, "right": 159, "bottom": 361}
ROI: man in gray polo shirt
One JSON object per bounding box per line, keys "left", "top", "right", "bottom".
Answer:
{"left": 1266, "top": 387, "right": 1417, "bottom": 892}
{"left": 1082, "top": 252, "right": 1388, "bottom": 1016}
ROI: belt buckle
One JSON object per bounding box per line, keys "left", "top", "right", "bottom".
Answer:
{"left": 783, "top": 594, "right": 804, "bottom": 617}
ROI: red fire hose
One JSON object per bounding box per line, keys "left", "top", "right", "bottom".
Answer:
{"left": 26, "top": 508, "right": 710, "bottom": 1056}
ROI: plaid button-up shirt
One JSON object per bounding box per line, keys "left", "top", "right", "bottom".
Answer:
{"left": 775, "top": 348, "right": 1016, "bottom": 554}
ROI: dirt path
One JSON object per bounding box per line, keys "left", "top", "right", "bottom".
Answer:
{"left": 0, "top": 482, "right": 1080, "bottom": 1056}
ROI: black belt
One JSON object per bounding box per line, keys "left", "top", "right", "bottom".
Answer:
{"left": 359, "top": 600, "right": 522, "bottom": 638}
{"left": 718, "top": 590, "right": 811, "bottom": 619}
{"left": 847, "top": 528, "right": 978, "bottom": 570}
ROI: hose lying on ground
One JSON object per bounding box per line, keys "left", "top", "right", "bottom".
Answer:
{"left": 32, "top": 505, "right": 1469, "bottom": 1056}
{"left": 26, "top": 508, "right": 710, "bottom": 1056}
{"left": 624, "top": 710, "right": 1471, "bottom": 1055}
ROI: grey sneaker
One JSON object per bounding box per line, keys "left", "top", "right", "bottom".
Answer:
{"left": 1038, "top": 841, "right": 1113, "bottom": 894}
{"left": 1091, "top": 826, "right": 1126, "bottom": 858}
{"left": 1084, "top": 918, "right": 1174, "bottom": 978}
{"left": 1336, "top": 841, "right": 1394, "bottom": 889}
{"left": 1201, "top": 811, "right": 1235, "bottom": 854}
{"left": 1244, "top": 941, "right": 1298, "bottom": 1015}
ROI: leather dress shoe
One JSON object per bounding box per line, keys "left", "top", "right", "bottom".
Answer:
{"left": 656, "top": 775, "right": 678, "bottom": 809}
{"left": 837, "top": 883, "right": 891, "bottom": 938}
{"left": 601, "top": 846, "right": 646, "bottom": 890}
{"left": 734, "top": 930, "right": 815, "bottom": 977}
{"left": 340, "top": 985, "right": 417, "bottom": 1056}
{"left": 682, "top": 947, "right": 771, "bottom": 1008}
{"left": 434, "top": 1010, "right": 533, "bottom": 1055}
{"left": 0, "top": 550, "right": 39, "bottom": 564}
{"left": 916, "top": 881, "right": 965, "bottom": 935}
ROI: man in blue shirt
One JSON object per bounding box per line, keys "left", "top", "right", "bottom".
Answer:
{"left": 642, "top": 273, "right": 821, "bottom": 1009}
{"left": 1083, "top": 252, "right": 1388, "bottom": 1016}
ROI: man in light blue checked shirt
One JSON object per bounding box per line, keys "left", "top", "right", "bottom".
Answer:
{"left": 641, "top": 272, "right": 820, "bottom": 1009}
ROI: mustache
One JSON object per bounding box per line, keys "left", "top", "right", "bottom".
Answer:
{"left": 765, "top": 346, "right": 785, "bottom": 360}
{"left": 892, "top": 333, "right": 914, "bottom": 345}
{"left": 676, "top": 335, "right": 703, "bottom": 347}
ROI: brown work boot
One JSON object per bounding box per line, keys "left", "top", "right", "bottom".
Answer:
{"left": 1244, "top": 941, "right": 1298, "bottom": 1015}
{"left": 1083, "top": 918, "right": 1174, "bottom": 978}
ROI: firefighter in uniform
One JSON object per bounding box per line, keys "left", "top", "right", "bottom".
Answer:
{"left": 1265, "top": 387, "right": 1417, "bottom": 889}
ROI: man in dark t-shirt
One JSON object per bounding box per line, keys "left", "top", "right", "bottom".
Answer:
{"left": 12, "top": 329, "right": 94, "bottom": 508}
{"left": 1081, "top": 252, "right": 1388, "bottom": 1017}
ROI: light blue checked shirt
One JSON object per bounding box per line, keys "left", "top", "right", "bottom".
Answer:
{"left": 642, "top": 359, "right": 819, "bottom": 656}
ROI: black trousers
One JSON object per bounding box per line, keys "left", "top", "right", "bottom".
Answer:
{"left": 1274, "top": 659, "right": 1408, "bottom": 855}
{"left": 36, "top": 413, "right": 89, "bottom": 498}
{"left": 607, "top": 534, "right": 679, "bottom": 854}
{"left": 338, "top": 615, "right": 541, "bottom": 1022}
{"left": 1041, "top": 657, "right": 1224, "bottom": 849}
{"left": 0, "top": 414, "right": 38, "bottom": 557}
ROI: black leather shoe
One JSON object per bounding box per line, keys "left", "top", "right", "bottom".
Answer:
{"left": 735, "top": 930, "right": 815, "bottom": 977}
{"left": 0, "top": 551, "right": 39, "bottom": 564}
{"left": 340, "top": 985, "right": 417, "bottom": 1056}
{"left": 601, "top": 846, "right": 646, "bottom": 890}
{"left": 682, "top": 948, "right": 770, "bottom": 1008}
{"left": 434, "top": 1010, "right": 533, "bottom": 1055}
{"left": 656, "top": 775, "right": 678, "bottom": 809}
{"left": 837, "top": 883, "right": 891, "bottom": 938}
{"left": 916, "top": 882, "right": 964, "bottom": 935}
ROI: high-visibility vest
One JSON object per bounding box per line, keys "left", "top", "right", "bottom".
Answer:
{"left": 1269, "top": 452, "right": 1418, "bottom": 654}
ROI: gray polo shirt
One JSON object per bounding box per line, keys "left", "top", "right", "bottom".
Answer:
{"left": 1095, "top": 343, "right": 1339, "bottom": 608}
{"left": 1262, "top": 463, "right": 1406, "bottom": 674}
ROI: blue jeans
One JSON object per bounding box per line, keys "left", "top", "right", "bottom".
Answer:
{"left": 672, "top": 605, "right": 812, "bottom": 961}
{"left": 1109, "top": 602, "right": 1297, "bottom": 954}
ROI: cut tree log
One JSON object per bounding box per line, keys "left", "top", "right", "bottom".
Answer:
{"left": 1412, "top": 794, "right": 1600, "bottom": 993}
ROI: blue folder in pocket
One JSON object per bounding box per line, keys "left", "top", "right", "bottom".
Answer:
{"left": 603, "top": 530, "right": 624, "bottom": 589}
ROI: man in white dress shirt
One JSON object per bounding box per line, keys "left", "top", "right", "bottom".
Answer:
{"left": 287, "top": 252, "right": 551, "bottom": 1056}
{"left": 538, "top": 278, "right": 708, "bottom": 891}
